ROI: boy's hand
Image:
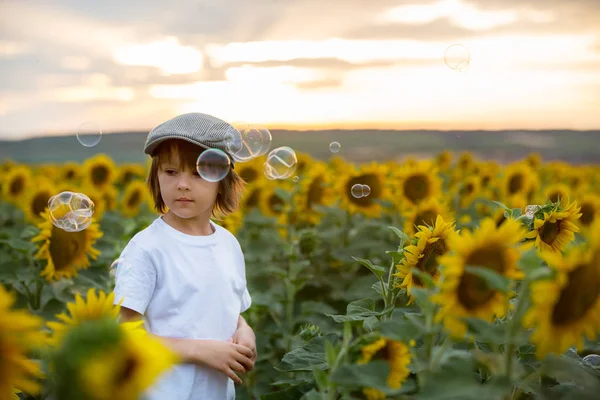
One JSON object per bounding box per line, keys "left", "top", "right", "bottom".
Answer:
{"left": 231, "top": 325, "right": 257, "bottom": 364}
{"left": 192, "top": 340, "right": 254, "bottom": 384}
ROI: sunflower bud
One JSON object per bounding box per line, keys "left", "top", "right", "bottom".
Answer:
{"left": 299, "top": 324, "right": 321, "bottom": 341}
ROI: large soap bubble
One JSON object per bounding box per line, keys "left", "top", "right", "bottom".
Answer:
{"left": 196, "top": 148, "right": 231, "bottom": 182}
{"left": 228, "top": 124, "right": 272, "bottom": 162}
{"left": 48, "top": 191, "right": 95, "bottom": 232}
{"left": 264, "top": 146, "right": 297, "bottom": 180}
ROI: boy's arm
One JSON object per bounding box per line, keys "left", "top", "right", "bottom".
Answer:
{"left": 233, "top": 315, "right": 257, "bottom": 360}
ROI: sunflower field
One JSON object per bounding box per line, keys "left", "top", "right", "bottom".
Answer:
{"left": 1, "top": 150, "right": 600, "bottom": 400}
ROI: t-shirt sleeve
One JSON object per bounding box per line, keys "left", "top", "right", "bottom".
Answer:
{"left": 112, "top": 240, "right": 157, "bottom": 315}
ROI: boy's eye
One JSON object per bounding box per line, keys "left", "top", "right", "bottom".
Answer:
{"left": 165, "top": 169, "right": 177, "bottom": 175}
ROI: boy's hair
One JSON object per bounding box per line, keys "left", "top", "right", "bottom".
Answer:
{"left": 146, "top": 139, "right": 245, "bottom": 219}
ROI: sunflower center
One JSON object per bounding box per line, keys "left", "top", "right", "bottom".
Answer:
{"left": 457, "top": 246, "right": 506, "bottom": 310}
{"left": 244, "top": 189, "right": 260, "bottom": 208}
{"left": 122, "top": 172, "right": 136, "bottom": 185}
{"left": 413, "top": 210, "right": 437, "bottom": 229}
{"left": 91, "top": 166, "right": 109, "bottom": 186}
{"left": 413, "top": 239, "right": 446, "bottom": 286}
{"left": 114, "top": 354, "right": 138, "bottom": 386}
{"left": 32, "top": 191, "right": 51, "bottom": 217}
{"left": 551, "top": 254, "right": 600, "bottom": 326}
{"left": 49, "top": 227, "right": 86, "bottom": 271}
{"left": 548, "top": 190, "right": 563, "bottom": 204}
{"left": 65, "top": 169, "right": 76, "bottom": 180}
{"left": 460, "top": 182, "right": 475, "bottom": 197}
{"left": 403, "top": 174, "right": 429, "bottom": 204}
{"left": 346, "top": 174, "right": 381, "bottom": 207}
{"left": 127, "top": 190, "right": 141, "bottom": 208}
{"left": 481, "top": 175, "right": 491, "bottom": 188}
{"left": 539, "top": 221, "right": 560, "bottom": 245}
{"left": 508, "top": 174, "right": 524, "bottom": 195}
{"left": 268, "top": 193, "right": 284, "bottom": 214}
{"left": 239, "top": 168, "right": 259, "bottom": 183}
{"left": 580, "top": 202, "right": 595, "bottom": 226}
{"left": 306, "top": 175, "right": 324, "bottom": 209}
{"left": 10, "top": 175, "right": 25, "bottom": 195}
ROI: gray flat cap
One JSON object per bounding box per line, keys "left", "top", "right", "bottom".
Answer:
{"left": 144, "top": 113, "right": 238, "bottom": 163}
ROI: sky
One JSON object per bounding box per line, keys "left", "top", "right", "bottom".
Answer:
{"left": 1, "top": 0, "right": 599, "bottom": 140}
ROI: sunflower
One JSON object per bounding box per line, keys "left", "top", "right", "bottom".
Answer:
{"left": 78, "top": 184, "right": 107, "bottom": 221}
{"left": 541, "top": 183, "right": 571, "bottom": 205}
{"left": 523, "top": 238, "right": 600, "bottom": 359}
{"left": 83, "top": 154, "right": 117, "bottom": 190}
{"left": 46, "top": 288, "right": 122, "bottom": 346}
{"left": 53, "top": 317, "right": 177, "bottom": 400}
{"left": 401, "top": 197, "right": 450, "bottom": 237}
{"left": 0, "top": 284, "right": 46, "bottom": 399}
{"left": 525, "top": 200, "right": 581, "bottom": 253}
{"left": 338, "top": 162, "right": 392, "bottom": 218}
{"left": 215, "top": 210, "right": 244, "bottom": 235}
{"left": 59, "top": 161, "right": 82, "bottom": 183}
{"left": 116, "top": 163, "right": 146, "bottom": 186}
{"left": 1, "top": 165, "right": 32, "bottom": 203}
{"left": 434, "top": 150, "right": 452, "bottom": 171}
{"left": 457, "top": 175, "right": 481, "bottom": 208}
{"left": 577, "top": 194, "right": 600, "bottom": 233}
{"left": 241, "top": 185, "right": 262, "bottom": 211}
{"left": 295, "top": 162, "right": 336, "bottom": 224}
{"left": 395, "top": 161, "right": 442, "bottom": 208}
{"left": 102, "top": 185, "right": 119, "bottom": 211}
{"left": 357, "top": 338, "right": 411, "bottom": 398}
{"left": 258, "top": 181, "right": 290, "bottom": 218}
{"left": 432, "top": 218, "right": 526, "bottom": 338}
{"left": 22, "top": 178, "right": 56, "bottom": 223}
{"left": 396, "top": 215, "right": 458, "bottom": 302}
{"left": 32, "top": 209, "right": 103, "bottom": 281}
{"left": 500, "top": 162, "right": 538, "bottom": 201}
{"left": 120, "top": 180, "right": 149, "bottom": 218}
{"left": 236, "top": 157, "right": 266, "bottom": 185}
{"left": 455, "top": 152, "right": 475, "bottom": 175}
{"left": 524, "top": 152, "right": 542, "bottom": 169}
{"left": 477, "top": 161, "right": 500, "bottom": 193}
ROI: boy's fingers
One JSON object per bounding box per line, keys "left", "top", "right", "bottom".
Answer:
{"left": 230, "top": 361, "right": 245, "bottom": 374}
{"left": 234, "top": 344, "right": 253, "bottom": 358}
{"left": 227, "top": 369, "right": 242, "bottom": 385}
{"left": 235, "top": 353, "right": 254, "bottom": 371}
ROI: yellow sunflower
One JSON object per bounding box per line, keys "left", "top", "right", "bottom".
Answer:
{"left": 1, "top": 165, "right": 32, "bottom": 203}
{"left": 241, "top": 184, "right": 262, "bottom": 211}
{"left": 357, "top": 338, "right": 411, "bottom": 398}
{"left": 523, "top": 238, "right": 600, "bottom": 359}
{"left": 22, "top": 178, "right": 56, "bottom": 223}
{"left": 577, "top": 194, "right": 600, "bottom": 234}
{"left": 32, "top": 209, "right": 103, "bottom": 281}
{"left": 258, "top": 181, "right": 291, "bottom": 218}
{"left": 0, "top": 284, "right": 46, "bottom": 399}
{"left": 295, "top": 162, "right": 336, "bottom": 224}
{"left": 215, "top": 210, "right": 244, "bottom": 235}
{"left": 46, "top": 288, "right": 123, "bottom": 346}
{"left": 434, "top": 150, "right": 453, "bottom": 171}
{"left": 78, "top": 184, "right": 107, "bottom": 221}
{"left": 401, "top": 197, "right": 450, "bottom": 237}
{"left": 525, "top": 200, "right": 581, "bottom": 253}
{"left": 395, "top": 161, "right": 442, "bottom": 208}
{"left": 457, "top": 175, "right": 481, "bottom": 208}
{"left": 454, "top": 152, "right": 475, "bottom": 176}
{"left": 116, "top": 163, "right": 146, "bottom": 186}
{"left": 102, "top": 185, "right": 119, "bottom": 211}
{"left": 541, "top": 183, "right": 571, "bottom": 206}
{"left": 236, "top": 157, "right": 266, "bottom": 185}
{"left": 524, "top": 152, "right": 542, "bottom": 169}
{"left": 120, "top": 180, "right": 149, "bottom": 218}
{"left": 396, "top": 215, "right": 458, "bottom": 303}
{"left": 338, "top": 162, "right": 392, "bottom": 218}
{"left": 477, "top": 161, "right": 500, "bottom": 193}
{"left": 432, "top": 218, "right": 526, "bottom": 338}
{"left": 500, "top": 162, "right": 538, "bottom": 201}
{"left": 83, "top": 154, "right": 117, "bottom": 191}
{"left": 59, "top": 161, "right": 82, "bottom": 183}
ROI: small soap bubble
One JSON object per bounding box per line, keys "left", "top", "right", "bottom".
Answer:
{"left": 264, "top": 146, "right": 297, "bottom": 180}
{"left": 76, "top": 121, "right": 103, "bottom": 147}
{"left": 583, "top": 354, "right": 600, "bottom": 367}
{"left": 230, "top": 124, "right": 272, "bottom": 162}
{"left": 362, "top": 184, "right": 371, "bottom": 197}
{"left": 110, "top": 258, "right": 133, "bottom": 280}
{"left": 329, "top": 141, "right": 341, "bottom": 153}
{"left": 48, "top": 191, "right": 95, "bottom": 232}
{"left": 444, "top": 44, "right": 470, "bottom": 71}
{"left": 196, "top": 149, "right": 231, "bottom": 182}
{"left": 351, "top": 184, "right": 363, "bottom": 199}
{"left": 293, "top": 176, "right": 300, "bottom": 183}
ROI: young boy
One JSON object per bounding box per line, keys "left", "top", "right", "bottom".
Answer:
{"left": 113, "top": 113, "right": 256, "bottom": 399}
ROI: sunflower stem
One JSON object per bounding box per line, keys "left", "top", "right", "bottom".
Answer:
{"left": 34, "top": 278, "right": 43, "bottom": 310}
{"left": 504, "top": 280, "right": 530, "bottom": 380}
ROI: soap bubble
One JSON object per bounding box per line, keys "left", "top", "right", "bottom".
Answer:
{"left": 329, "top": 141, "right": 341, "bottom": 153}
{"left": 293, "top": 176, "right": 300, "bottom": 183}
{"left": 350, "top": 184, "right": 371, "bottom": 198}
{"left": 196, "top": 148, "right": 231, "bottom": 182}
{"left": 444, "top": 44, "right": 470, "bottom": 71}
{"left": 48, "top": 191, "right": 95, "bottom": 232}
{"left": 583, "top": 354, "right": 600, "bottom": 367}
{"left": 264, "top": 146, "right": 297, "bottom": 180}
{"left": 110, "top": 258, "right": 133, "bottom": 281}
{"left": 76, "top": 121, "right": 103, "bottom": 147}
{"left": 228, "top": 124, "right": 272, "bottom": 162}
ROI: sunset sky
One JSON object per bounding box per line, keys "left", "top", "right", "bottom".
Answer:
{"left": 1, "top": 0, "right": 599, "bottom": 139}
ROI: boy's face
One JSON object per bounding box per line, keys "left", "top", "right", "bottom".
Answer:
{"left": 157, "top": 151, "right": 219, "bottom": 220}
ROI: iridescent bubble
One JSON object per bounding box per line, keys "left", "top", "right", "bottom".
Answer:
{"left": 351, "top": 184, "right": 363, "bottom": 198}
{"left": 230, "top": 124, "right": 272, "bottom": 162}
{"left": 196, "top": 148, "right": 231, "bottom": 182}
{"left": 293, "top": 176, "right": 300, "bottom": 183}
{"left": 264, "top": 146, "right": 297, "bottom": 180}
{"left": 329, "top": 141, "right": 341, "bottom": 153}
{"left": 76, "top": 121, "right": 103, "bottom": 147}
{"left": 444, "top": 44, "right": 470, "bottom": 71}
{"left": 110, "top": 258, "right": 133, "bottom": 281}
{"left": 362, "top": 184, "right": 371, "bottom": 197}
{"left": 48, "top": 191, "right": 95, "bottom": 232}
{"left": 583, "top": 354, "right": 600, "bottom": 367}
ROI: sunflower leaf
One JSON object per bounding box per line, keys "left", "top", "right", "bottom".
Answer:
{"left": 380, "top": 319, "right": 422, "bottom": 342}
{"left": 330, "top": 361, "right": 417, "bottom": 394}
{"left": 388, "top": 226, "right": 409, "bottom": 244}
{"left": 351, "top": 256, "right": 386, "bottom": 279}
{"left": 464, "top": 265, "right": 511, "bottom": 293}
{"left": 275, "top": 334, "right": 338, "bottom": 372}
{"left": 410, "top": 269, "right": 436, "bottom": 289}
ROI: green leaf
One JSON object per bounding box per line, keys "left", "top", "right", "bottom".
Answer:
{"left": 351, "top": 256, "right": 386, "bottom": 279}
{"left": 363, "top": 316, "right": 379, "bottom": 332}
{"left": 379, "top": 320, "right": 421, "bottom": 342}
{"left": 260, "top": 383, "right": 315, "bottom": 400}
{"left": 371, "top": 281, "right": 385, "bottom": 297}
{"left": 409, "top": 287, "right": 432, "bottom": 309}
{"left": 388, "top": 226, "right": 409, "bottom": 243}
{"left": 331, "top": 361, "right": 417, "bottom": 395}
{"left": 270, "top": 379, "right": 310, "bottom": 388}
{"left": 276, "top": 335, "right": 338, "bottom": 372}
{"left": 385, "top": 250, "right": 405, "bottom": 264}
{"left": 326, "top": 298, "right": 381, "bottom": 322}
{"left": 324, "top": 339, "right": 337, "bottom": 367}
{"left": 464, "top": 265, "right": 511, "bottom": 293}
{"left": 299, "top": 390, "right": 321, "bottom": 400}
{"left": 462, "top": 317, "right": 506, "bottom": 344}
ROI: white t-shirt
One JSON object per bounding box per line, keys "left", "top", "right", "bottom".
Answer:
{"left": 112, "top": 216, "right": 251, "bottom": 400}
